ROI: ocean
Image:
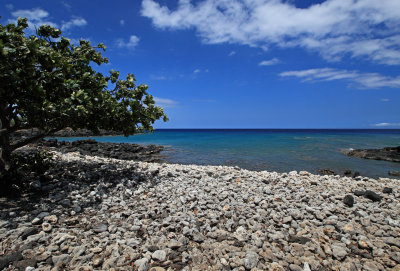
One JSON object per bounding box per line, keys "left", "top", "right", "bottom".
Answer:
{"left": 60, "top": 129, "right": 400, "bottom": 178}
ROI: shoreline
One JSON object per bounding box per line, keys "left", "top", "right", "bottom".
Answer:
{"left": 1, "top": 150, "right": 399, "bottom": 270}
{"left": 40, "top": 138, "right": 400, "bottom": 179}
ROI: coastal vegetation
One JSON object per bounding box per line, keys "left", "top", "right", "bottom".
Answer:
{"left": 0, "top": 18, "right": 167, "bottom": 188}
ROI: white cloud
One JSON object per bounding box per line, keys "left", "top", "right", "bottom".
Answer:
{"left": 8, "top": 8, "right": 87, "bottom": 34}
{"left": 259, "top": 58, "right": 280, "bottom": 66}
{"left": 120, "top": 19, "right": 125, "bottom": 26}
{"left": 193, "top": 69, "right": 201, "bottom": 73}
{"left": 381, "top": 98, "right": 390, "bottom": 102}
{"left": 153, "top": 97, "right": 178, "bottom": 107}
{"left": 61, "top": 18, "right": 87, "bottom": 31}
{"left": 141, "top": 0, "right": 400, "bottom": 65}
{"left": 11, "top": 8, "right": 49, "bottom": 22}
{"left": 9, "top": 8, "right": 57, "bottom": 31}
{"left": 279, "top": 68, "right": 400, "bottom": 89}
{"left": 228, "top": 51, "right": 236, "bottom": 56}
{"left": 372, "top": 123, "right": 400, "bottom": 127}
{"left": 117, "top": 35, "right": 140, "bottom": 49}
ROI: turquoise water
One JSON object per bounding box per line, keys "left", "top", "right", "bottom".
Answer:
{"left": 60, "top": 129, "right": 400, "bottom": 178}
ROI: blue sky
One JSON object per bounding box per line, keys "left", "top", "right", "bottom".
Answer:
{"left": 1, "top": 0, "right": 400, "bottom": 128}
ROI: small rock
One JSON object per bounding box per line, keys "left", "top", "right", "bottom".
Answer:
{"left": 383, "top": 187, "right": 393, "bottom": 194}
{"left": 364, "top": 190, "right": 382, "bottom": 202}
{"left": 167, "top": 240, "right": 182, "bottom": 249}
{"left": 31, "top": 218, "right": 41, "bottom": 225}
{"left": 52, "top": 254, "right": 70, "bottom": 266}
{"left": 135, "top": 258, "right": 149, "bottom": 271}
{"left": 20, "top": 227, "right": 38, "bottom": 240}
{"left": 30, "top": 179, "right": 41, "bottom": 190}
{"left": 289, "top": 264, "right": 302, "bottom": 271}
{"left": 92, "top": 255, "right": 103, "bottom": 267}
{"left": 288, "top": 235, "right": 311, "bottom": 244}
{"left": 303, "top": 262, "right": 311, "bottom": 271}
{"left": 244, "top": 251, "right": 258, "bottom": 270}
{"left": 42, "top": 222, "right": 52, "bottom": 232}
{"left": 44, "top": 215, "right": 58, "bottom": 224}
{"left": 354, "top": 190, "right": 365, "bottom": 196}
{"left": 93, "top": 223, "right": 108, "bottom": 233}
{"left": 25, "top": 267, "right": 35, "bottom": 271}
{"left": 152, "top": 250, "right": 167, "bottom": 262}
{"left": 59, "top": 199, "right": 71, "bottom": 207}
{"left": 343, "top": 195, "right": 354, "bottom": 207}
{"left": 332, "top": 245, "right": 347, "bottom": 260}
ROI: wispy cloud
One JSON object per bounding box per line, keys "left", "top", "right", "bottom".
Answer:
{"left": 381, "top": 98, "right": 390, "bottom": 102}
{"left": 372, "top": 122, "right": 400, "bottom": 127}
{"left": 61, "top": 1, "right": 72, "bottom": 11}
{"left": 8, "top": 8, "right": 87, "bottom": 33}
{"left": 9, "top": 8, "right": 57, "bottom": 31}
{"left": 193, "top": 69, "right": 201, "bottom": 74}
{"left": 61, "top": 17, "right": 87, "bottom": 31}
{"left": 154, "top": 97, "right": 178, "bottom": 108}
{"left": 141, "top": 0, "right": 400, "bottom": 65}
{"left": 228, "top": 51, "right": 236, "bottom": 56}
{"left": 5, "top": 4, "right": 13, "bottom": 10}
{"left": 151, "top": 75, "right": 172, "bottom": 80}
{"left": 117, "top": 35, "right": 140, "bottom": 49}
{"left": 279, "top": 68, "right": 400, "bottom": 89}
{"left": 259, "top": 58, "right": 280, "bottom": 66}
{"left": 120, "top": 19, "right": 125, "bottom": 26}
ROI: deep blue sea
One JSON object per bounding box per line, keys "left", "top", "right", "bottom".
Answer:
{"left": 60, "top": 129, "right": 400, "bottom": 178}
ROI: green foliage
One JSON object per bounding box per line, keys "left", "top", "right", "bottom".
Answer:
{"left": 12, "top": 150, "right": 53, "bottom": 177}
{"left": 0, "top": 150, "right": 53, "bottom": 194}
{"left": 0, "top": 17, "right": 167, "bottom": 136}
{"left": 0, "top": 17, "right": 168, "bottom": 174}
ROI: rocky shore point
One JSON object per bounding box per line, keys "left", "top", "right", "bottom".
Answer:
{"left": 1, "top": 150, "right": 400, "bottom": 271}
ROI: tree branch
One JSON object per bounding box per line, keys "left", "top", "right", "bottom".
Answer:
{"left": 10, "top": 128, "right": 59, "bottom": 151}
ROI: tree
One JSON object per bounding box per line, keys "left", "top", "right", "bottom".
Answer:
{"left": 0, "top": 18, "right": 168, "bottom": 173}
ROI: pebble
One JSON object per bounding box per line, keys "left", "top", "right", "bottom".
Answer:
{"left": 152, "top": 250, "right": 167, "bottom": 262}
{"left": 42, "top": 222, "right": 52, "bottom": 232}
{"left": 364, "top": 190, "right": 382, "bottom": 202}
{"left": 0, "top": 150, "right": 399, "bottom": 271}
{"left": 92, "top": 223, "right": 108, "bottom": 233}
{"left": 244, "top": 251, "right": 259, "bottom": 270}
{"left": 343, "top": 194, "right": 354, "bottom": 207}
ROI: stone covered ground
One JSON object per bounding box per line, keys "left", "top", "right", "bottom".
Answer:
{"left": 1, "top": 150, "right": 400, "bottom": 271}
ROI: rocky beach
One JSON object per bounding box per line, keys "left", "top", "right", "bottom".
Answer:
{"left": 1, "top": 146, "right": 400, "bottom": 271}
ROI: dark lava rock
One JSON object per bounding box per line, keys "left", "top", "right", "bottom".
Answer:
{"left": 347, "top": 146, "right": 400, "bottom": 163}
{"left": 147, "top": 245, "right": 159, "bottom": 252}
{"left": 20, "top": 227, "right": 38, "bottom": 240}
{"left": 354, "top": 190, "right": 365, "bottom": 196}
{"left": 389, "top": 171, "right": 400, "bottom": 177}
{"left": 42, "top": 139, "right": 165, "bottom": 163}
{"left": 344, "top": 170, "right": 352, "bottom": 176}
{"left": 318, "top": 169, "right": 335, "bottom": 175}
{"left": 383, "top": 187, "right": 393, "bottom": 194}
{"left": 353, "top": 171, "right": 361, "bottom": 178}
{"left": 343, "top": 195, "right": 355, "bottom": 207}
{"left": 0, "top": 251, "right": 23, "bottom": 269}
{"left": 288, "top": 235, "right": 311, "bottom": 244}
{"left": 364, "top": 190, "right": 382, "bottom": 202}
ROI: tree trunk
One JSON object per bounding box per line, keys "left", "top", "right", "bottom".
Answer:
{"left": 0, "top": 132, "right": 12, "bottom": 173}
